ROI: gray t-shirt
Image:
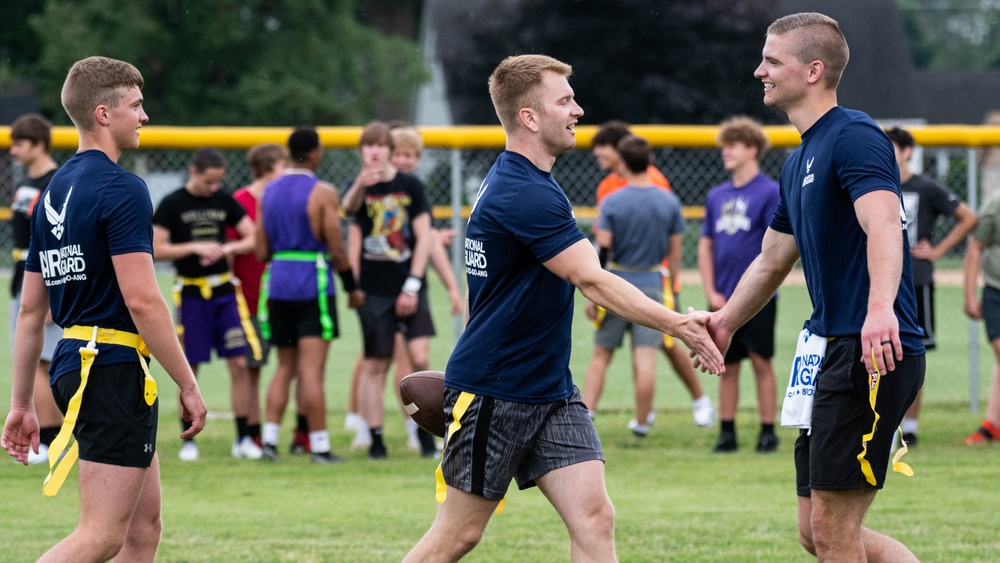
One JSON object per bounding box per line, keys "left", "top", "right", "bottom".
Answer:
{"left": 973, "top": 193, "right": 1000, "bottom": 291}
{"left": 598, "top": 185, "right": 685, "bottom": 288}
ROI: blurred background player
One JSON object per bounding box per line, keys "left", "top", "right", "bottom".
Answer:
{"left": 257, "top": 127, "right": 362, "bottom": 463}
{"left": 225, "top": 143, "right": 290, "bottom": 450}
{"left": 582, "top": 134, "right": 686, "bottom": 437}
{"left": 698, "top": 116, "right": 781, "bottom": 453}
{"left": 342, "top": 121, "right": 434, "bottom": 460}
{"left": 589, "top": 120, "right": 715, "bottom": 427}
{"left": 962, "top": 194, "right": 1000, "bottom": 444}
{"left": 153, "top": 147, "right": 261, "bottom": 461}
{"left": 7, "top": 113, "right": 63, "bottom": 464}
{"left": 344, "top": 125, "right": 459, "bottom": 456}
{"left": 886, "top": 126, "right": 977, "bottom": 446}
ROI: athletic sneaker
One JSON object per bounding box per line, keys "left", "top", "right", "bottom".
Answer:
{"left": 368, "top": 442, "right": 387, "bottom": 460}
{"left": 693, "top": 396, "right": 716, "bottom": 427}
{"left": 178, "top": 440, "right": 199, "bottom": 462}
{"left": 232, "top": 436, "right": 264, "bottom": 460}
{"left": 756, "top": 432, "right": 780, "bottom": 453}
{"left": 26, "top": 443, "right": 49, "bottom": 465}
{"left": 964, "top": 421, "right": 1000, "bottom": 445}
{"left": 311, "top": 451, "right": 345, "bottom": 464}
{"left": 713, "top": 432, "right": 737, "bottom": 453}
{"left": 261, "top": 444, "right": 279, "bottom": 462}
{"left": 290, "top": 430, "right": 310, "bottom": 455}
{"left": 627, "top": 412, "right": 656, "bottom": 432}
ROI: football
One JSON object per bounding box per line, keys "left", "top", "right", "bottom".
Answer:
{"left": 399, "top": 370, "right": 447, "bottom": 438}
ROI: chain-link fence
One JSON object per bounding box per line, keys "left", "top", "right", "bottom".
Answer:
{"left": 0, "top": 142, "right": 980, "bottom": 269}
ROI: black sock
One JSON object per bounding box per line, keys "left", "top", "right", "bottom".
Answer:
{"left": 39, "top": 426, "right": 60, "bottom": 446}
{"left": 247, "top": 423, "right": 261, "bottom": 440}
{"left": 721, "top": 420, "right": 736, "bottom": 434}
{"left": 236, "top": 416, "right": 249, "bottom": 440}
{"left": 761, "top": 423, "right": 775, "bottom": 435}
{"left": 370, "top": 427, "right": 383, "bottom": 446}
{"left": 297, "top": 414, "right": 308, "bottom": 434}
{"left": 181, "top": 419, "right": 194, "bottom": 441}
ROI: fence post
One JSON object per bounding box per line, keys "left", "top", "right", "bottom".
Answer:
{"left": 450, "top": 148, "right": 464, "bottom": 341}
{"left": 969, "top": 147, "right": 980, "bottom": 412}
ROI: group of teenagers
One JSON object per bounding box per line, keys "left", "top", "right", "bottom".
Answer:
{"left": 4, "top": 9, "right": 1000, "bottom": 562}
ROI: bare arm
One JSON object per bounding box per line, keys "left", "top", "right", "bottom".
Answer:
{"left": 855, "top": 189, "right": 905, "bottom": 374}
{"left": 667, "top": 232, "right": 682, "bottom": 307}
{"left": 964, "top": 237, "right": 985, "bottom": 319}
{"left": 341, "top": 165, "right": 381, "bottom": 214}
{"left": 222, "top": 216, "right": 256, "bottom": 258}
{"left": 543, "top": 238, "right": 724, "bottom": 374}
{"left": 112, "top": 252, "right": 206, "bottom": 439}
{"left": 930, "top": 202, "right": 977, "bottom": 261}
{"left": 2, "top": 272, "right": 47, "bottom": 463}
{"left": 698, "top": 237, "right": 727, "bottom": 310}
{"left": 348, "top": 223, "right": 361, "bottom": 278}
{"left": 254, "top": 197, "right": 271, "bottom": 263}
{"left": 152, "top": 224, "right": 224, "bottom": 265}
{"left": 428, "top": 233, "right": 463, "bottom": 316}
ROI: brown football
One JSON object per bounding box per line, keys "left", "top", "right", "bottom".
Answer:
{"left": 399, "top": 370, "right": 447, "bottom": 438}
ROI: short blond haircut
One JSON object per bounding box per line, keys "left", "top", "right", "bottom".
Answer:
{"left": 488, "top": 54, "right": 572, "bottom": 132}
{"left": 716, "top": 116, "right": 770, "bottom": 156}
{"left": 60, "top": 56, "right": 144, "bottom": 132}
{"left": 767, "top": 12, "right": 849, "bottom": 90}
{"left": 247, "top": 143, "right": 289, "bottom": 179}
{"left": 391, "top": 126, "right": 424, "bottom": 157}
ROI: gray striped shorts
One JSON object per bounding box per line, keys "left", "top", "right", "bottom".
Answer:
{"left": 440, "top": 385, "right": 604, "bottom": 500}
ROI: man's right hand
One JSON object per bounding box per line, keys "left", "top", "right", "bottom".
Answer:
{"left": 191, "top": 241, "right": 225, "bottom": 267}
{"left": 675, "top": 308, "right": 725, "bottom": 375}
{"left": 691, "top": 308, "right": 733, "bottom": 375}
{"left": 178, "top": 386, "right": 208, "bottom": 440}
{"left": 2, "top": 405, "right": 41, "bottom": 466}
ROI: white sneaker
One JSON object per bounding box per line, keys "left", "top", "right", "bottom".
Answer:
{"left": 406, "top": 419, "right": 420, "bottom": 452}
{"left": 627, "top": 412, "right": 656, "bottom": 431}
{"left": 26, "top": 443, "right": 49, "bottom": 465}
{"left": 350, "top": 435, "right": 372, "bottom": 451}
{"left": 693, "top": 396, "right": 716, "bottom": 427}
{"left": 232, "top": 436, "right": 263, "bottom": 460}
{"left": 178, "top": 440, "right": 199, "bottom": 461}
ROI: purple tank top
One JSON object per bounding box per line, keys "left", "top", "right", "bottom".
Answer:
{"left": 261, "top": 173, "right": 334, "bottom": 300}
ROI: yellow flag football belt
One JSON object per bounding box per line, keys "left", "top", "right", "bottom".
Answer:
{"left": 857, "top": 348, "right": 913, "bottom": 488}
{"left": 43, "top": 326, "right": 158, "bottom": 497}
{"left": 172, "top": 272, "right": 262, "bottom": 361}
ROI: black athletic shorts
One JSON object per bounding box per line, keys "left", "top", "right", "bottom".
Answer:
{"left": 358, "top": 292, "right": 435, "bottom": 358}
{"left": 794, "top": 337, "right": 924, "bottom": 496}
{"left": 268, "top": 297, "right": 340, "bottom": 346}
{"left": 440, "top": 385, "right": 603, "bottom": 500}
{"left": 982, "top": 286, "right": 1000, "bottom": 341}
{"left": 53, "top": 362, "right": 158, "bottom": 468}
{"left": 724, "top": 297, "right": 777, "bottom": 363}
{"left": 913, "top": 284, "right": 936, "bottom": 349}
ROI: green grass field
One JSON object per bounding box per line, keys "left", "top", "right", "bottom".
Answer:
{"left": 1, "top": 273, "right": 998, "bottom": 562}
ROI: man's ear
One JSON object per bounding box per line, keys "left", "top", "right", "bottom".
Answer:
{"left": 93, "top": 104, "right": 111, "bottom": 126}
{"left": 519, "top": 107, "right": 539, "bottom": 133}
{"left": 806, "top": 60, "right": 825, "bottom": 86}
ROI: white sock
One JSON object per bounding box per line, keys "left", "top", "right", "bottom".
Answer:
{"left": 355, "top": 418, "right": 370, "bottom": 441}
{"left": 262, "top": 422, "right": 280, "bottom": 446}
{"left": 901, "top": 418, "right": 918, "bottom": 435}
{"left": 405, "top": 417, "right": 418, "bottom": 438}
{"left": 309, "top": 430, "right": 331, "bottom": 454}
{"left": 693, "top": 395, "right": 712, "bottom": 409}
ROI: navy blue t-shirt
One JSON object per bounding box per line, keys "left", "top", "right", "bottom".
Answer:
{"left": 25, "top": 150, "right": 154, "bottom": 382}
{"left": 769, "top": 107, "right": 925, "bottom": 355}
{"left": 446, "top": 151, "right": 586, "bottom": 403}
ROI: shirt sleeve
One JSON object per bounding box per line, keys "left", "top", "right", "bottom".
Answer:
{"left": 834, "top": 121, "right": 900, "bottom": 202}
{"left": 102, "top": 175, "right": 154, "bottom": 256}
{"left": 974, "top": 196, "right": 1000, "bottom": 245}
{"left": 224, "top": 193, "right": 247, "bottom": 228}
{"left": 505, "top": 183, "right": 586, "bottom": 263}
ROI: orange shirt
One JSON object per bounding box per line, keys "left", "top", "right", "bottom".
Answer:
{"left": 595, "top": 165, "right": 671, "bottom": 206}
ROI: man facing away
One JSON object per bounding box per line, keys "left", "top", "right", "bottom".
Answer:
{"left": 404, "top": 54, "right": 723, "bottom": 563}
{"left": 582, "top": 134, "right": 687, "bottom": 438}
{"left": 702, "top": 13, "right": 925, "bottom": 561}
{"left": 885, "top": 126, "right": 977, "bottom": 446}
{"left": 698, "top": 116, "right": 781, "bottom": 453}
{"left": 2, "top": 55, "right": 207, "bottom": 562}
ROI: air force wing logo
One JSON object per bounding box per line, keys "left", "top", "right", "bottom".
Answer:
{"left": 44, "top": 186, "right": 73, "bottom": 240}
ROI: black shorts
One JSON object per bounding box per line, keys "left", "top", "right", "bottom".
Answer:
{"left": 268, "top": 297, "right": 340, "bottom": 347}
{"left": 724, "top": 298, "right": 777, "bottom": 363}
{"left": 53, "top": 363, "right": 158, "bottom": 468}
{"left": 794, "top": 337, "right": 924, "bottom": 496}
{"left": 982, "top": 286, "right": 1000, "bottom": 341}
{"left": 440, "top": 386, "right": 603, "bottom": 500}
{"left": 358, "top": 292, "right": 435, "bottom": 358}
{"left": 913, "top": 284, "right": 936, "bottom": 349}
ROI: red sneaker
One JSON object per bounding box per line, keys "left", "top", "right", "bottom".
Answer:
{"left": 964, "top": 420, "right": 1000, "bottom": 445}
